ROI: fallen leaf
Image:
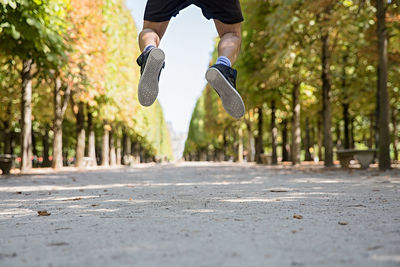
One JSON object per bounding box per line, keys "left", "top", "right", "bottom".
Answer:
{"left": 48, "top": 242, "right": 69, "bottom": 246}
{"left": 293, "top": 215, "right": 303, "bottom": 219}
{"left": 38, "top": 211, "right": 51, "bottom": 216}
{"left": 338, "top": 221, "right": 348, "bottom": 225}
{"left": 270, "top": 189, "right": 288, "bottom": 192}
{"left": 91, "top": 204, "right": 98, "bottom": 207}
{"left": 129, "top": 198, "right": 133, "bottom": 201}
{"left": 79, "top": 189, "right": 84, "bottom": 192}
{"left": 368, "top": 245, "right": 383, "bottom": 250}
{"left": 0, "top": 252, "right": 17, "bottom": 259}
{"left": 54, "top": 228, "right": 71, "bottom": 231}
{"left": 63, "top": 197, "right": 82, "bottom": 201}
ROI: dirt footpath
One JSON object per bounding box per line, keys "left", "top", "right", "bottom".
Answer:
{"left": 0, "top": 162, "right": 399, "bottom": 267}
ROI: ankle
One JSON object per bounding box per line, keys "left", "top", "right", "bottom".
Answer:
{"left": 216, "top": 56, "right": 232, "bottom": 68}
{"left": 143, "top": 44, "right": 156, "bottom": 53}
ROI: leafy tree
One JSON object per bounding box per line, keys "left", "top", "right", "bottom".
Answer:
{"left": 0, "top": 0, "right": 69, "bottom": 172}
{"left": 0, "top": 57, "right": 20, "bottom": 155}
{"left": 67, "top": 0, "right": 106, "bottom": 167}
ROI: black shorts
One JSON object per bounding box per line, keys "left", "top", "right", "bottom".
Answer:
{"left": 144, "top": 0, "right": 244, "bottom": 24}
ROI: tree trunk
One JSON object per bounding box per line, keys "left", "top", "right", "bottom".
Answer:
{"left": 392, "top": 108, "right": 398, "bottom": 161}
{"left": 122, "top": 131, "right": 131, "bottom": 165}
{"left": 376, "top": 0, "right": 391, "bottom": 170}
{"left": 270, "top": 100, "right": 278, "bottom": 165}
{"left": 3, "top": 126, "right": 12, "bottom": 154}
{"left": 212, "top": 149, "right": 217, "bottom": 162}
{"left": 343, "top": 103, "right": 350, "bottom": 149}
{"left": 52, "top": 76, "right": 70, "bottom": 169}
{"left": 31, "top": 127, "right": 37, "bottom": 168}
{"left": 42, "top": 124, "right": 50, "bottom": 167}
{"left": 369, "top": 114, "right": 374, "bottom": 149}
{"left": 116, "top": 136, "right": 122, "bottom": 165}
{"left": 310, "top": 121, "right": 315, "bottom": 156}
{"left": 20, "top": 59, "right": 33, "bottom": 172}
{"left": 130, "top": 141, "right": 135, "bottom": 158}
{"left": 341, "top": 51, "right": 350, "bottom": 150}
{"left": 101, "top": 123, "right": 110, "bottom": 166}
{"left": 136, "top": 143, "right": 141, "bottom": 162}
{"left": 255, "top": 107, "right": 264, "bottom": 164}
{"left": 282, "top": 119, "right": 290, "bottom": 161}
{"left": 223, "top": 129, "right": 229, "bottom": 161}
{"left": 207, "top": 149, "right": 213, "bottom": 162}
{"left": 75, "top": 102, "right": 85, "bottom": 167}
{"left": 246, "top": 120, "right": 254, "bottom": 162}
{"left": 10, "top": 132, "right": 15, "bottom": 154}
{"left": 3, "top": 102, "right": 12, "bottom": 154}
{"left": 199, "top": 149, "right": 207, "bottom": 161}
{"left": 305, "top": 117, "right": 312, "bottom": 161}
{"left": 63, "top": 149, "right": 68, "bottom": 166}
{"left": 238, "top": 127, "right": 243, "bottom": 162}
{"left": 132, "top": 141, "right": 140, "bottom": 162}
{"left": 350, "top": 117, "right": 355, "bottom": 148}
{"left": 140, "top": 146, "right": 146, "bottom": 163}
{"left": 126, "top": 138, "right": 132, "bottom": 162}
{"left": 335, "top": 121, "right": 341, "bottom": 148}
{"left": 109, "top": 130, "right": 116, "bottom": 166}
{"left": 32, "top": 125, "right": 38, "bottom": 158}
{"left": 291, "top": 83, "right": 301, "bottom": 165}
{"left": 122, "top": 132, "right": 127, "bottom": 157}
{"left": 321, "top": 34, "right": 333, "bottom": 167}
{"left": 87, "top": 111, "right": 97, "bottom": 166}
{"left": 52, "top": 127, "right": 63, "bottom": 168}
{"left": 375, "top": 68, "right": 380, "bottom": 150}
{"left": 318, "top": 116, "right": 323, "bottom": 161}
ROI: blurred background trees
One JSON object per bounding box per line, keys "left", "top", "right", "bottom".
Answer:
{"left": 1, "top": 0, "right": 398, "bottom": 171}
{"left": 184, "top": 0, "right": 399, "bottom": 170}
{"left": 0, "top": 0, "right": 172, "bottom": 172}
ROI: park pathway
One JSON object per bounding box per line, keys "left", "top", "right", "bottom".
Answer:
{"left": 0, "top": 162, "right": 399, "bottom": 267}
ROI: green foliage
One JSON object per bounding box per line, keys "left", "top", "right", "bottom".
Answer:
{"left": 185, "top": 0, "right": 400, "bottom": 161}
{"left": 184, "top": 90, "right": 209, "bottom": 154}
{"left": 101, "top": 0, "right": 172, "bottom": 159}
{"left": 0, "top": 0, "right": 173, "bottom": 162}
{"left": 0, "top": 57, "right": 20, "bottom": 127}
{"left": 0, "top": 0, "right": 69, "bottom": 68}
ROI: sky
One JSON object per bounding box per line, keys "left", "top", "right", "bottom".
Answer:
{"left": 125, "top": 0, "right": 218, "bottom": 133}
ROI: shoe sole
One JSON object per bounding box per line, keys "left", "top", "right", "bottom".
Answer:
{"left": 138, "top": 48, "right": 165, "bottom": 107}
{"left": 206, "top": 67, "right": 245, "bottom": 119}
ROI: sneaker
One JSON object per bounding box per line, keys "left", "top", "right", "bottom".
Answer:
{"left": 206, "top": 64, "right": 245, "bottom": 119}
{"left": 136, "top": 47, "right": 165, "bottom": 106}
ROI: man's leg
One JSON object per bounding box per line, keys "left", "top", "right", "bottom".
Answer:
{"left": 214, "top": 20, "right": 242, "bottom": 65}
{"left": 138, "top": 20, "right": 169, "bottom": 51}
{"left": 137, "top": 21, "right": 169, "bottom": 106}
{"left": 205, "top": 20, "right": 245, "bottom": 119}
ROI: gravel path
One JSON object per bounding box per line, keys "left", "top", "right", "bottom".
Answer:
{"left": 0, "top": 162, "right": 399, "bottom": 267}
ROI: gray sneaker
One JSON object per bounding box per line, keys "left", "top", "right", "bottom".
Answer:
{"left": 136, "top": 47, "right": 165, "bottom": 107}
{"left": 206, "top": 64, "right": 245, "bottom": 119}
